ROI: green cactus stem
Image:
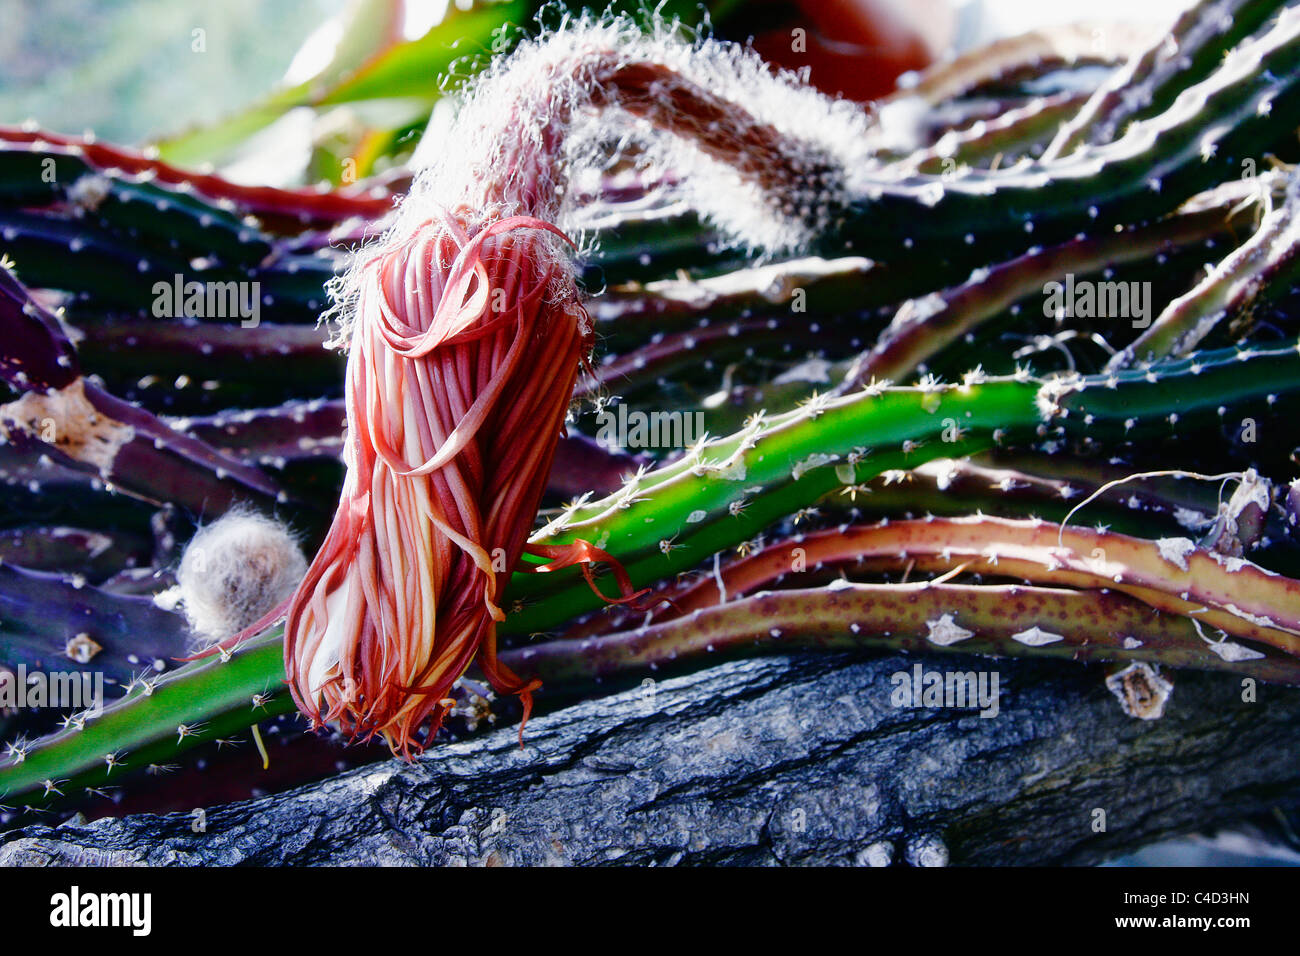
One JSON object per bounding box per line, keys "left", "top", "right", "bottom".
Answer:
{"left": 504, "top": 339, "right": 1300, "bottom": 632}
{"left": 576, "top": 515, "right": 1300, "bottom": 654}
{"left": 841, "top": 178, "right": 1268, "bottom": 386}
{"left": 877, "top": 21, "right": 1151, "bottom": 113}
{"left": 0, "top": 125, "right": 399, "bottom": 231}
{"left": 838, "top": 8, "right": 1300, "bottom": 269}
{"left": 1110, "top": 169, "right": 1300, "bottom": 366}
{"left": 507, "top": 581, "right": 1300, "bottom": 688}
{"left": 886, "top": 91, "right": 1091, "bottom": 176}
{"left": 1042, "top": 0, "right": 1287, "bottom": 160}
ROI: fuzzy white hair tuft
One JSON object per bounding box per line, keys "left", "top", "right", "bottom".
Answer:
{"left": 176, "top": 507, "right": 307, "bottom": 647}
{"left": 323, "top": 12, "right": 873, "bottom": 347}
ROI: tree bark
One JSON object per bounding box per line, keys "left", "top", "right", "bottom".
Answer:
{"left": 2, "top": 651, "right": 1298, "bottom": 866}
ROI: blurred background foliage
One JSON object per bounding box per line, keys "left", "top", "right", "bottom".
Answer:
{"left": 0, "top": 0, "right": 754, "bottom": 186}
{"left": 0, "top": 0, "right": 1185, "bottom": 189}
{"left": 0, "top": 0, "right": 343, "bottom": 147}
{"left": 0, "top": 0, "right": 1188, "bottom": 191}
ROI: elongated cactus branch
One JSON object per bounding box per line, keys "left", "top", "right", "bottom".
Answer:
{"left": 842, "top": 180, "right": 1265, "bottom": 386}
{"left": 505, "top": 581, "right": 1300, "bottom": 687}
{"left": 0, "top": 125, "right": 398, "bottom": 230}
{"left": 1111, "top": 169, "right": 1300, "bottom": 367}
{"left": 582, "top": 516, "right": 1300, "bottom": 655}
{"left": 1042, "top": 0, "right": 1284, "bottom": 160}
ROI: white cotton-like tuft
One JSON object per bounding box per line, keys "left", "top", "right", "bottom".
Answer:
{"left": 323, "top": 14, "right": 874, "bottom": 348}
{"left": 176, "top": 508, "right": 307, "bottom": 647}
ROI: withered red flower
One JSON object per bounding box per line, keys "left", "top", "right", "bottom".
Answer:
{"left": 282, "top": 207, "right": 596, "bottom": 756}
{"left": 206, "top": 19, "right": 865, "bottom": 757}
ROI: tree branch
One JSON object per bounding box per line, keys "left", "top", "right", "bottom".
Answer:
{"left": 2, "top": 652, "right": 1298, "bottom": 865}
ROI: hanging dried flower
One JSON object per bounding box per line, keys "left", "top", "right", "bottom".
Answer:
{"left": 217, "top": 17, "right": 865, "bottom": 757}
{"left": 283, "top": 205, "right": 598, "bottom": 753}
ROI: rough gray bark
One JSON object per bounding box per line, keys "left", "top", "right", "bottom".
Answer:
{"left": 2, "top": 651, "right": 1298, "bottom": 866}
